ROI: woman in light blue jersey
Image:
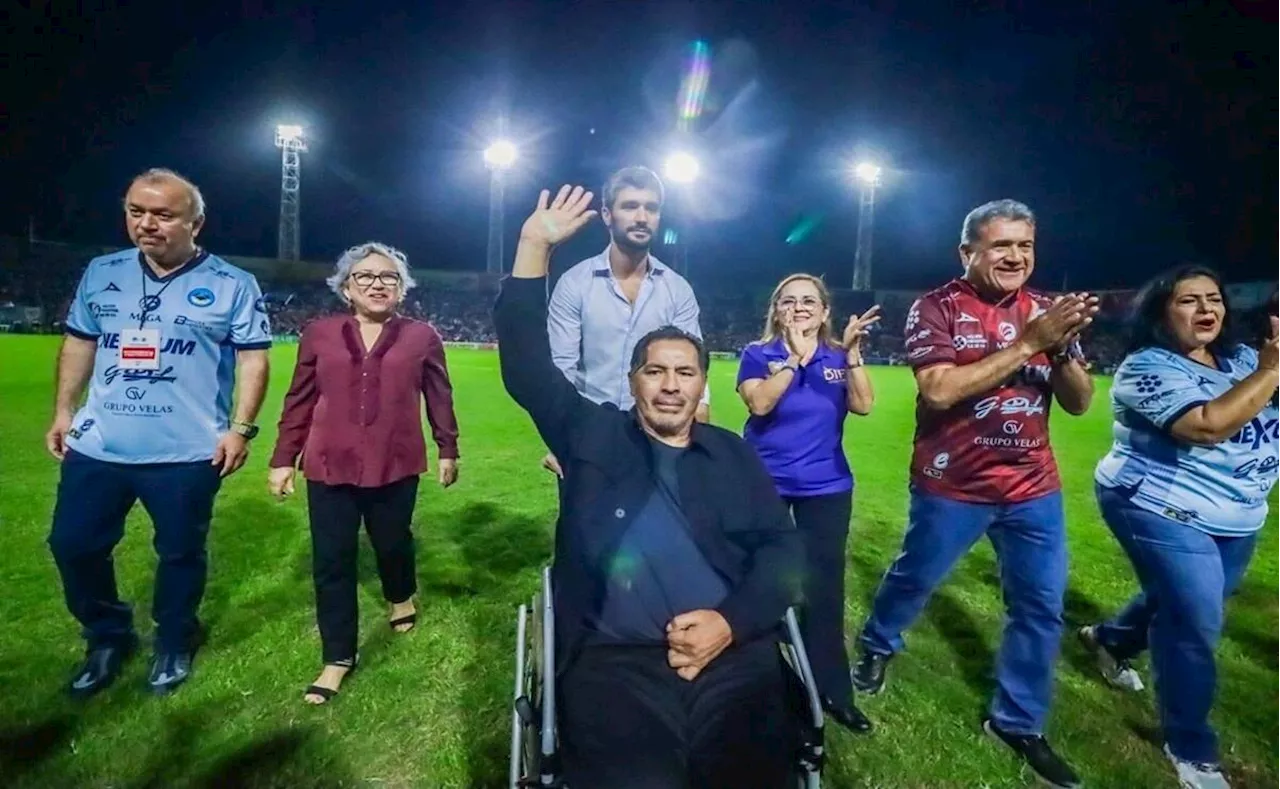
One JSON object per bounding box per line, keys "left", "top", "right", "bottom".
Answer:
{"left": 1079, "top": 266, "right": 1278, "bottom": 789}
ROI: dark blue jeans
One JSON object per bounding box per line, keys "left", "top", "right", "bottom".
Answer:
{"left": 1092, "top": 484, "right": 1258, "bottom": 764}
{"left": 859, "top": 488, "right": 1067, "bottom": 735}
{"left": 48, "top": 449, "right": 223, "bottom": 653}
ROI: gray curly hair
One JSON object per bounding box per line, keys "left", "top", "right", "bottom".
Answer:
{"left": 326, "top": 241, "right": 418, "bottom": 302}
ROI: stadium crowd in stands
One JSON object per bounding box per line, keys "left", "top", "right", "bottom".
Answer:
{"left": 0, "top": 237, "right": 1266, "bottom": 375}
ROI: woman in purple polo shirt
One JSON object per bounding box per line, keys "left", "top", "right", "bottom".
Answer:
{"left": 737, "top": 273, "right": 879, "bottom": 734}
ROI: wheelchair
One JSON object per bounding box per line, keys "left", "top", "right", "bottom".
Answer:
{"left": 508, "top": 567, "right": 825, "bottom": 788}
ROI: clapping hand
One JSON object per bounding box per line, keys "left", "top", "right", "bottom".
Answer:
{"left": 782, "top": 309, "right": 818, "bottom": 366}
{"left": 519, "top": 185, "right": 597, "bottom": 249}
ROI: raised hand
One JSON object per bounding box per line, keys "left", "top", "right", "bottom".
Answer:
{"left": 1260, "top": 315, "right": 1279, "bottom": 373}
{"left": 518, "top": 185, "right": 597, "bottom": 248}
{"left": 843, "top": 305, "right": 882, "bottom": 355}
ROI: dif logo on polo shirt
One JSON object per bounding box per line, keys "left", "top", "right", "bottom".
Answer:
{"left": 822, "top": 366, "right": 846, "bottom": 383}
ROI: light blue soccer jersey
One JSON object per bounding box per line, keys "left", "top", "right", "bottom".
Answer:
{"left": 63, "top": 249, "right": 272, "bottom": 464}
{"left": 1095, "top": 344, "right": 1279, "bottom": 536}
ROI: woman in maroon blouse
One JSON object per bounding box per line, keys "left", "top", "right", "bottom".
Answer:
{"left": 267, "top": 241, "right": 460, "bottom": 704}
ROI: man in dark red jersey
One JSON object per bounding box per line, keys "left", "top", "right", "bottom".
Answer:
{"left": 851, "top": 200, "right": 1098, "bottom": 789}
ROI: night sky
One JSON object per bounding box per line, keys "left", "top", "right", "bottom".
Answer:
{"left": 3, "top": 1, "right": 1275, "bottom": 291}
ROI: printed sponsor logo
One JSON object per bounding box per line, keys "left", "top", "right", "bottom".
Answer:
{"left": 125, "top": 386, "right": 146, "bottom": 401}
{"left": 138, "top": 295, "right": 163, "bottom": 312}
{"left": 1229, "top": 417, "right": 1278, "bottom": 451}
{"left": 99, "top": 334, "right": 196, "bottom": 356}
{"left": 1002, "top": 420, "right": 1024, "bottom": 435}
{"left": 956, "top": 311, "right": 980, "bottom": 323}
{"left": 972, "top": 435, "right": 1045, "bottom": 449}
{"left": 103, "top": 401, "right": 175, "bottom": 416}
{"left": 254, "top": 296, "right": 268, "bottom": 313}
{"left": 1138, "top": 390, "right": 1176, "bottom": 409}
{"left": 1016, "top": 363, "right": 1052, "bottom": 385}
{"left": 997, "top": 321, "right": 1017, "bottom": 342}
{"left": 923, "top": 467, "right": 943, "bottom": 479}
{"left": 89, "top": 302, "right": 119, "bottom": 319}
{"left": 174, "top": 315, "right": 220, "bottom": 332}
{"left": 905, "top": 307, "right": 921, "bottom": 333}
{"left": 906, "top": 329, "right": 932, "bottom": 345}
{"left": 1196, "top": 376, "right": 1214, "bottom": 388}
{"left": 822, "top": 366, "right": 847, "bottom": 383}
{"left": 103, "top": 365, "right": 178, "bottom": 386}
{"left": 1233, "top": 455, "right": 1279, "bottom": 481}
{"left": 1134, "top": 374, "right": 1162, "bottom": 394}
{"left": 102, "top": 258, "right": 127, "bottom": 267}
{"left": 932, "top": 452, "right": 950, "bottom": 469}
{"left": 953, "top": 334, "right": 988, "bottom": 351}
{"left": 908, "top": 346, "right": 933, "bottom": 360}
{"left": 213, "top": 269, "right": 236, "bottom": 280}
{"left": 128, "top": 312, "right": 163, "bottom": 324}
{"left": 974, "top": 394, "right": 1045, "bottom": 420}
{"left": 104, "top": 282, "right": 122, "bottom": 292}
{"left": 259, "top": 319, "right": 270, "bottom": 334}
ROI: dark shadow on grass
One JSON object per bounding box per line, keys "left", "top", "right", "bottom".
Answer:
{"left": 926, "top": 590, "right": 995, "bottom": 702}
{"left": 192, "top": 727, "right": 354, "bottom": 789}
{"left": 1224, "top": 580, "right": 1280, "bottom": 672}
{"left": 1060, "top": 584, "right": 1124, "bottom": 684}
{"left": 447, "top": 502, "right": 550, "bottom": 788}
{"left": 0, "top": 716, "right": 74, "bottom": 784}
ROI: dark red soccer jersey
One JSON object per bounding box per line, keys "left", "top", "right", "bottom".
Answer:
{"left": 903, "top": 278, "right": 1061, "bottom": 503}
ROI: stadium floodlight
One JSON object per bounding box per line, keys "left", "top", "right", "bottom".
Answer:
{"left": 483, "top": 139, "right": 518, "bottom": 170}
{"left": 853, "top": 161, "right": 882, "bottom": 187}
{"left": 274, "top": 124, "right": 308, "bottom": 262}
{"left": 664, "top": 151, "right": 700, "bottom": 185}
{"left": 850, "top": 160, "right": 882, "bottom": 291}
{"left": 484, "top": 139, "right": 518, "bottom": 275}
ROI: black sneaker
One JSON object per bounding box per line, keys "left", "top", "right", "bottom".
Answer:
{"left": 983, "top": 718, "right": 1081, "bottom": 788}
{"left": 68, "top": 636, "right": 138, "bottom": 698}
{"left": 146, "top": 651, "right": 195, "bottom": 696}
{"left": 851, "top": 649, "right": 891, "bottom": 695}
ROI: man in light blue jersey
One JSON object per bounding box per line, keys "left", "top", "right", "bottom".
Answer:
{"left": 43, "top": 168, "right": 271, "bottom": 697}
{"left": 541, "top": 166, "right": 709, "bottom": 477}
{"left": 1079, "top": 266, "right": 1277, "bottom": 789}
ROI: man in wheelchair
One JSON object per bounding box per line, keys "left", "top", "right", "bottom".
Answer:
{"left": 495, "top": 185, "right": 806, "bottom": 788}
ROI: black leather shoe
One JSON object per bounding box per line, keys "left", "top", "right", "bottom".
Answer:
{"left": 822, "top": 697, "right": 874, "bottom": 734}
{"left": 851, "top": 649, "right": 891, "bottom": 695}
{"left": 68, "top": 635, "right": 139, "bottom": 699}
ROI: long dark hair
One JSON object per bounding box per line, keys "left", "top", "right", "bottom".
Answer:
{"left": 1124, "top": 265, "right": 1235, "bottom": 357}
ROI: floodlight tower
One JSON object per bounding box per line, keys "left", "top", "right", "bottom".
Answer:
{"left": 851, "top": 161, "right": 881, "bottom": 291}
{"left": 484, "top": 140, "right": 518, "bottom": 275}
{"left": 275, "top": 124, "right": 308, "bottom": 262}
{"left": 662, "top": 151, "right": 700, "bottom": 277}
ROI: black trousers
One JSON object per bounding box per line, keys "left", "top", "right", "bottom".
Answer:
{"left": 785, "top": 489, "right": 854, "bottom": 707}
{"left": 48, "top": 450, "right": 222, "bottom": 653}
{"left": 306, "top": 476, "right": 419, "bottom": 664}
{"left": 559, "top": 639, "right": 794, "bottom": 789}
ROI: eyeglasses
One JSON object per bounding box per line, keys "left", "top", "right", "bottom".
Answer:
{"left": 777, "top": 296, "right": 823, "bottom": 309}
{"left": 350, "top": 271, "right": 402, "bottom": 287}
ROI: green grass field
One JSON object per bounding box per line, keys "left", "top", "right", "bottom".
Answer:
{"left": 0, "top": 335, "right": 1274, "bottom": 788}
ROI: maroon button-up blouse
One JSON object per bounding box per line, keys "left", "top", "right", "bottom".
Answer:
{"left": 269, "top": 314, "right": 460, "bottom": 488}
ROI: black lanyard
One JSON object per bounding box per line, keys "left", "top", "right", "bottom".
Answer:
{"left": 136, "top": 249, "right": 199, "bottom": 330}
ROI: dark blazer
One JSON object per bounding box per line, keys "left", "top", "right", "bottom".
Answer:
{"left": 493, "top": 275, "right": 802, "bottom": 673}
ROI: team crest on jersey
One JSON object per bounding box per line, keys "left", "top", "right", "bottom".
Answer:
{"left": 998, "top": 322, "right": 1017, "bottom": 342}
{"left": 187, "top": 287, "right": 216, "bottom": 308}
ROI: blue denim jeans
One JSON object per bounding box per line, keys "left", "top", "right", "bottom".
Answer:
{"left": 1092, "top": 484, "right": 1258, "bottom": 764}
{"left": 859, "top": 487, "right": 1067, "bottom": 734}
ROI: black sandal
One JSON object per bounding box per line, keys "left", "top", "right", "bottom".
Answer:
{"left": 302, "top": 660, "right": 356, "bottom": 705}
{"left": 389, "top": 612, "right": 417, "bottom": 633}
